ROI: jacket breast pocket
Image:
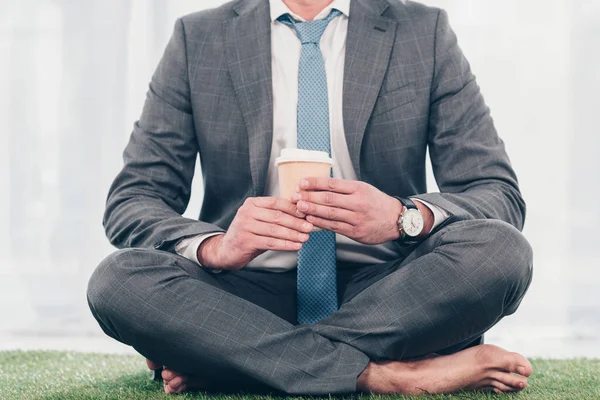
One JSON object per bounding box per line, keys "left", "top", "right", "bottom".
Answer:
{"left": 371, "top": 85, "right": 417, "bottom": 119}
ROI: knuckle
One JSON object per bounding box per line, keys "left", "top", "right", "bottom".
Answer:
{"left": 324, "top": 192, "right": 334, "bottom": 205}
{"left": 285, "top": 229, "right": 297, "bottom": 241}
{"left": 329, "top": 220, "right": 340, "bottom": 232}
{"left": 327, "top": 206, "right": 337, "bottom": 220}
{"left": 271, "top": 197, "right": 281, "bottom": 208}
{"left": 272, "top": 210, "right": 283, "bottom": 222}
{"left": 266, "top": 237, "right": 278, "bottom": 249}
{"left": 328, "top": 178, "right": 337, "bottom": 189}
{"left": 287, "top": 201, "right": 298, "bottom": 213}
{"left": 268, "top": 223, "right": 279, "bottom": 236}
{"left": 297, "top": 220, "right": 308, "bottom": 231}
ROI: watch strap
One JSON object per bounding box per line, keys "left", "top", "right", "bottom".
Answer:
{"left": 395, "top": 197, "right": 418, "bottom": 211}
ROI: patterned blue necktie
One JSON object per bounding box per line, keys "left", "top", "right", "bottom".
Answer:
{"left": 279, "top": 10, "right": 341, "bottom": 324}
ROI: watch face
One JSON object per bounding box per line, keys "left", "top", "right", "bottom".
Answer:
{"left": 402, "top": 209, "right": 424, "bottom": 237}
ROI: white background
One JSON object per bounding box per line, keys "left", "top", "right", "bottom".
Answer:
{"left": 0, "top": 0, "right": 598, "bottom": 357}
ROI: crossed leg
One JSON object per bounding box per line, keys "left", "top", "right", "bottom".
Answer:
{"left": 88, "top": 219, "right": 533, "bottom": 395}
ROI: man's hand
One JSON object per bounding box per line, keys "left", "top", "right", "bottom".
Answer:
{"left": 291, "top": 178, "right": 433, "bottom": 245}
{"left": 197, "top": 197, "right": 313, "bottom": 270}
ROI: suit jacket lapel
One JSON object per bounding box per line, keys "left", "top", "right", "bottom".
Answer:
{"left": 225, "top": 0, "right": 273, "bottom": 196}
{"left": 343, "top": 0, "right": 397, "bottom": 179}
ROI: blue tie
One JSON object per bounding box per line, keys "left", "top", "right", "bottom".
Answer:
{"left": 279, "top": 10, "right": 341, "bottom": 324}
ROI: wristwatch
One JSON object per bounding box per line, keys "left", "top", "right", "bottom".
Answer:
{"left": 395, "top": 197, "right": 425, "bottom": 242}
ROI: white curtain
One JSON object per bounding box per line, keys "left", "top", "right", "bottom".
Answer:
{"left": 1, "top": 0, "right": 598, "bottom": 356}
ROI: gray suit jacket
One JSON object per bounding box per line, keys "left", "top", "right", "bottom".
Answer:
{"left": 104, "top": 0, "right": 525, "bottom": 254}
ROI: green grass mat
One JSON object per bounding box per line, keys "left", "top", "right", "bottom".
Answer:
{"left": 0, "top": 351, "right": 598, "bottom": 400}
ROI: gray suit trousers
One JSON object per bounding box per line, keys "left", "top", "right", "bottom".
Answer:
{"left": 87, "top": 219, "right": 533, "bottom": 395}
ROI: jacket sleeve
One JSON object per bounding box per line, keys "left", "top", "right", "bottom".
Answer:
{"left": 103, "top": 18, "right": 225, "bottom": 252}
{"left": 416, "top": 10, "right": 526, "bottom": 231}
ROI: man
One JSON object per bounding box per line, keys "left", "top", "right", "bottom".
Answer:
{"left": 88, "top": 0, "right": 534, "bottom": 395}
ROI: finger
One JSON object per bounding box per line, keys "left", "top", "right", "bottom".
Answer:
{"left": 298, "top": 177, "right": 358, "bottom": 194}
{"left": 306, "top": 215, "right": 354, "bottom": 235}
{"left": 248, "top": 221, "right": 310, "bottom": 243}
{"left": 296, "top": 200, "right": 355, "bottom": 224}
{"left": 292, "top": 190, "right": 358, "bottom": 211}
{"left": 254, "top": 234, "right": 304, "bottom": 252}
{"left": 253, "top": 207, "right": 314, "bottom": 233}
{"left": 251, "top": 197, "right": 306, "bottom": 218}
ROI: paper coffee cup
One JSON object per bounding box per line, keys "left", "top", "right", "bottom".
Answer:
{"left": 275, "top": 149, "right": 333, "bottom": 232}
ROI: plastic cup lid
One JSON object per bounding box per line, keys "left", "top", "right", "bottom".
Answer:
{"left": 275, "top": 148, "right": 333, "bottom": 166}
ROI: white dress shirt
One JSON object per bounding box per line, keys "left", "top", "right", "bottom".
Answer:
{"left": 176, "top": 0, "right": 448, "bottom": 272}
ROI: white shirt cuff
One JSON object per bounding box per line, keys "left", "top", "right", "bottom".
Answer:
{"left": 175, "top": 233, "right": 225, "bottom": 272}
{"left": 411, "top": 198, "right": 450, "bottom": 234}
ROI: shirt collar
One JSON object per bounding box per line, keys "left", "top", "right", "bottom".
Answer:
{"left": 269, "top": 0, "right": 350, "bottom": 23}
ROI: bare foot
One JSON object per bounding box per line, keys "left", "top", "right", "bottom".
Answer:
{"left": 357, "top": 344, "right": 533, "bottom": 395}
{"left": 161, "top": 368, "right": 210, "bottom": 394}
{"left": 146, "top": 359, "right": 208, "bottom": 394}
{"left": 146, "top": 359, "right": 162, "bottom": 371}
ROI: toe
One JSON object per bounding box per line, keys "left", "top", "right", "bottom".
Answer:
{"left": 475, "top": 344, "right": 532, "bottom": 377}
{"left": 496, "top": 350, "right": 532, "bottom": 377}
{"left": 164, "top": 382, "right": 175, "bottom": 394}
{"left": 162, "top": 369, "right": 179, "bottom": 381}
{"left": 491, "top": 371, "right": 527, "bottom": 391}
{"left": 168, "top": 376, "right": 187, "bottom": 391}
{"left": 505, "top": 353, "right": 532, "bottom": 376}
{"left": 174, "top": 384, "right": 188, "bottom": 394}
{"left": 513, "top": 355, "right": 533, "bottom": 377}
{"left": 146, "top": 359, "right": 162, "bottom": 370}
{"left": 490, "top": 379, "right": 518, "bottom": 393}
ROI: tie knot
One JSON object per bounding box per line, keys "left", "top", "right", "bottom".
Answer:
{"left": 279, "top": 9, "right": 342, "bottom": 45}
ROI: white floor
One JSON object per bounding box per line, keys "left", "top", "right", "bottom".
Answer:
{"left": 0, "top": 334, "right": 137, "bottom": 355}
